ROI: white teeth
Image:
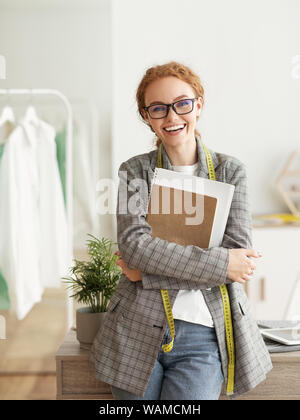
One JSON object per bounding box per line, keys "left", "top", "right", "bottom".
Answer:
{"left": 164, "top": 124, "right": 185, "bottom": 132}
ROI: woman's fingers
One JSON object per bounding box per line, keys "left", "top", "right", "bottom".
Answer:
{"left": 242, "top": 273, "right": 254, "bottom": 281}
{"left": 115, "top": 256, "right": 142, "bottom": 282}
{"left": 245, "top": 249, "right": 262, "bottom": 258}
{"left": 116, "top": 259, "right": 125, "bottom": 268}
{"left": 115, "top": 251, "right": 122, "bottom": 264}
{"left": 234, "top": 274, "right": 253, "bottom": 284}
{"left": 227, "top": 248, "right": 262, "bottom": 283}
{"left": 246, "top": 264, "right": 255, "bottom": 274}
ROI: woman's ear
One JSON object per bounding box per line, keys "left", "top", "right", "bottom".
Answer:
{"left": 142, "top": 109, "right": 149, "bottom": 123}
{"left": 141, "top": 108, "right": 155, "bottom": 133}
{"left": 196, "top": 97, "right": 203, "bottom": 117}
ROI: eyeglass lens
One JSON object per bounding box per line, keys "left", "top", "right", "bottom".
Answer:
{"left": 148, "top": 99, "right": 194, "bottom": 118}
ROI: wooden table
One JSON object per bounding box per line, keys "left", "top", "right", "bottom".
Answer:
{"left": 56, "top": 329, "right": 300, "bottom": 400}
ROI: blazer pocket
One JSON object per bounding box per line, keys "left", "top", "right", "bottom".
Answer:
{"left": 231, "top": 300, "right": 245, "bottom": 321}
{"left": 107, "top": 294, "right": 122, "bottom": 313}
{"left": 238, "top": 301, "right": 246, "bottom": 316}
{"left": 238, "top": 291, "right": 252, "bottom": 317}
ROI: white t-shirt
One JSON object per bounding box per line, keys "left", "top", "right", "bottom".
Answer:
{"left": 171, "top": 162, "right": 214, "bottom": 328}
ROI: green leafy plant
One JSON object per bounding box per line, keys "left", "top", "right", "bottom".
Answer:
{"left": 63, "top": 235, "right": 122, "bottom": 313}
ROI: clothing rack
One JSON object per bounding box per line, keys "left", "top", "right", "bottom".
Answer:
{"left": 0, "top": 88, "right": 74, "bottom": 332}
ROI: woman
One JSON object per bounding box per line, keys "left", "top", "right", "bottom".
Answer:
{"left": 90, "top": 61, "right": 272, "bottom": 400}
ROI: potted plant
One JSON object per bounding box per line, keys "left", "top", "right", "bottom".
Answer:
{"left": 63, "top": 234, "right": 122, "bottom": 347}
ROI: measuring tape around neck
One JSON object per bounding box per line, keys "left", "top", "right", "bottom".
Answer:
{"left": 158, "top": 141, "right": 235, "bottom": 395}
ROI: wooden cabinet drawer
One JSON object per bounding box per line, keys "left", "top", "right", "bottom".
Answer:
{"left": 56, "top": 330, "right": 113, "bottom": 400}
{"left": 61, "top": 360, "right": 111, "bottom": 394}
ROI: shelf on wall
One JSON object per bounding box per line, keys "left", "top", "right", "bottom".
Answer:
{"left": 252, "top": 213, "right": 300, "bottom": 228}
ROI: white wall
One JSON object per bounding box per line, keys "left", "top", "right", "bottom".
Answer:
{"left": 0, "top": 0, "right": 114, "bottom": 244}
{"left": 112, "top": 0, "right": 300, "bottom": 219}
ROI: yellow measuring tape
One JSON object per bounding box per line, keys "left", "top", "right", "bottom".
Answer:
{"left": 158, "top": 141, "right": 235, "bottom": 395}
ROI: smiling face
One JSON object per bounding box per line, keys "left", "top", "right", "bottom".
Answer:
{"left": 143, "top": 76, "right": 202, "bottom": 150}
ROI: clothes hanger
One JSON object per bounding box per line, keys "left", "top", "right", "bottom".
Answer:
{"left": 23, "top": 105, "right": 39, "bottom": 125}
{"left": 0, "top": 105, "right": 15, "bottom": 127}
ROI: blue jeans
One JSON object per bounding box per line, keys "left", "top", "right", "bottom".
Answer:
{"left": 111, "top": 319, "right": 224, "bottom": 400}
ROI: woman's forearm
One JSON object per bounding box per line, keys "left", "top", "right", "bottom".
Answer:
{"left": 118, "top": 231, "right": 230, "bottom": 289}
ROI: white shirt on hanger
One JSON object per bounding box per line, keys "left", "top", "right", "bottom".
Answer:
{"left": 21, "top": 118, "right": 70, "bottom": 289}
{"left": 0, "top": 117, "right": 69, "bottom": 319}
{"left": 171, "top": 162, "right": 214, "bottom": 328}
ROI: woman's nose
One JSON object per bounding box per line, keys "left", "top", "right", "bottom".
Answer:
{"left": 166, "top": 106, "right": 179, "bottom": 121}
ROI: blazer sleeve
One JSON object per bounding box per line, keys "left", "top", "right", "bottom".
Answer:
{"left": 221, "top": 162, "right": 253, "bottom": 249}
{"left": 117, "top": 160, "right": 229, "bottom": 290}
{"left": 140, "top": 161, "right": 253, "bottom": 290}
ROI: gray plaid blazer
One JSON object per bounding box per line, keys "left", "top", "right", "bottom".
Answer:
{"left": 90, "top": 138, "right": 272, "bottom": 398}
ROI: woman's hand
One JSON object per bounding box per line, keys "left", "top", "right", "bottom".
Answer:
{"left": 227, "top": 248, "right": 262, "bottom": 284}
{"left": 115, "top": 252, "right": 142, "bottom": 282}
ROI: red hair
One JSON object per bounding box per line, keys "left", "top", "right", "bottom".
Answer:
{"left": 136, "top": 61, "right": 204, "bottom": 146}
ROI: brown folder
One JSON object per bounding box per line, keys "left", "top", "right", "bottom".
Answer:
{"left": 146, "top": 183, "right": 217, "bottom": 249}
